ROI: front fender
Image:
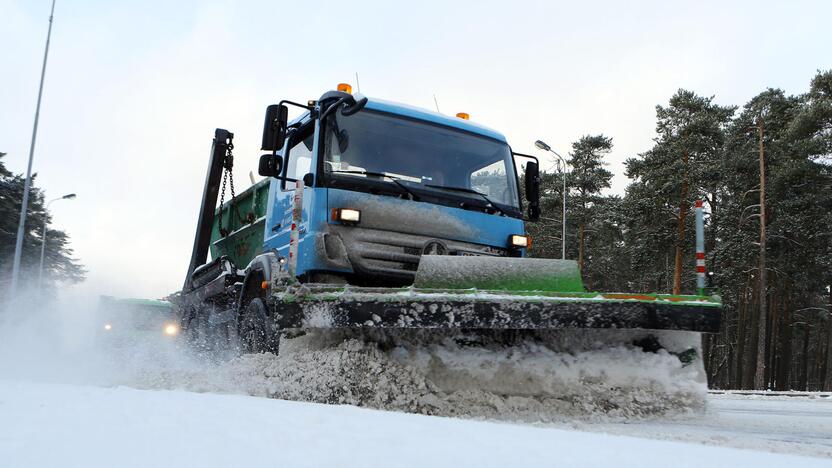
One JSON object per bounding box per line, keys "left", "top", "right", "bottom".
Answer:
{"left": 237, "top": 252, "right": 285, "bottom": 318}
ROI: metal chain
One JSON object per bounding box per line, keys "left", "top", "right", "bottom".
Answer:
{"left": 225, "top": 144, "right": 248, "bottom": 225}
{"left": 226, "top": 142, "right": 236, "bottom": 200}
{"left": 217, "top": 142, "right": 234, "bottom": 237}
{"left": 218, "top": 168, "right": 228, "bottom": 237}
{"left": 216, "top": 140, "right": 249, "bottom": 238}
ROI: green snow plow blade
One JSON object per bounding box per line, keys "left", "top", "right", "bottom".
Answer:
{"left": 270, "top": 257, "right": 721, "bottom": 334}
{"left": 413, "top": 256, "right": 585, "bottom": 292}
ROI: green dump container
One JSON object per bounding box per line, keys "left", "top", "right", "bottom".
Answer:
{"left": 210, "top": 178, "right": 270, "bottom": 269}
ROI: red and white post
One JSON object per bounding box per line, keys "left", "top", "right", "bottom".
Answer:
{"left": 695, "top": 199, "right": 706, "bottom": 296}
{"left": 287, "top": 179, "right": 304, "bottom": 280}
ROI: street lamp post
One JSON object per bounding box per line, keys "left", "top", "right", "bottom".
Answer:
{"left": 534, "top": 140, "right": 567, "bottom": 260}
{"left": 38, "top": 193, "right": 76, "bottom": 286}
{"left": 10, "top": 0, "right": 58, "bottom": 295}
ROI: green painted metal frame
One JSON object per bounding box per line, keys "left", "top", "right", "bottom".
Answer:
{"left": 269, "top": 285, "right": 722, "bottom": 333}
{"left": 209, "top": 178, "right": 271, "bottom": 268}
{"left": 277, "top": 285, "right": 721, "bottom": 307}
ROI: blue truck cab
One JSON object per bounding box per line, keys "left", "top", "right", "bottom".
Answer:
{"left": 178, "top": 88, "right": 718, "bottom": 357}
{"left": 258, "top": 89, "right": 540, "bottom": 286}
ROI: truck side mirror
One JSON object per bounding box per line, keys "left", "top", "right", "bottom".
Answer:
{"left": 261, "top": 104, "right": 289, "bottom": 151}
{"left": 258, "top": 154, "right": 284, "bottom": 177}
{"left": 524, "top": 161, "right": 541, "bottom": 221}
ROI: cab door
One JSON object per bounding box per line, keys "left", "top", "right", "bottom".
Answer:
{"left": 262, "top": 121, "right": 318, "bottom": 268}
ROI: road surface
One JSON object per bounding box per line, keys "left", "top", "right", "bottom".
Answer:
{"left": 0, "top": 380, "right": 829, "bottom": 468}
{"left": 576, "top": 392, "right": 832, "bottom": 458}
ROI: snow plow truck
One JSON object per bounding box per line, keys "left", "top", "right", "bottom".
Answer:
{"left": 172, "top": 84, "right": 721, "bottom": 395}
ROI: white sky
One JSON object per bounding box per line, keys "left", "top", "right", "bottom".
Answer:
{"left": 2, "top": 0, "right": 831, "bottom": 298}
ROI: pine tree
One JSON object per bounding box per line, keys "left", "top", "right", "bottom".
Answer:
{"left": 567, "top": 135, "right": 613, "bottom": 279}
{"left": 626, "top": 90, "right": 734, "bottom": 295}
{"left": 526, "top": 170, "right": 567, "bottom": 259}
{"left": 0, "top": 153, "right": 86, "bottom": 293}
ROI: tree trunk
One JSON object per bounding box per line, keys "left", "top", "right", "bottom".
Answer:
{"left": 746, "top": 286, "right": 759, "bottom": 390}
{"left": 800, "top": 325, "right": 811, "bottom": 391}
{"left": 734, "top": 279, "right": 751, "bottom": 389}
{"left": 770, "top": 296, "right": 779, "bottom": 390}
{"left": 779, "top": 305, "right": 794, "bottom": 390}
{"left": 578, "top": 223, "right": 585, "bottom": 275}
{"left": 774, "top": 293, "right": 787, "bottom": 391}
{"left": 707, "top": 192, "right": 718, "bottom": 276}
{"left": 823, "top": 286, "right": 832, "bottom": 391}
{"left": 754, "top": 118, "right": 767, "bottom": 390}
{"left": 766, "top": 292, "right": 778, "bottom": 389}
{"left": 673, "top": 149, "right": 690, "bottom": 295}
{"left": 823, "top": 320, "right": 832, "bottom": 391}
{"left": 727, "top": 321, "right": 736, "bottom": 388}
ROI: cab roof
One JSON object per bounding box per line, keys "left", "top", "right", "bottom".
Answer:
{"left": 361, "top": 97, "right": 508, "bottom": 143}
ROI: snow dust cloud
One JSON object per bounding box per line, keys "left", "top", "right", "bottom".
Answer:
{"left": 0, "top": 288, "right": 197, "bottom": 388}
{"left": 0, "top": 290, "right": 708, "bottom": 423}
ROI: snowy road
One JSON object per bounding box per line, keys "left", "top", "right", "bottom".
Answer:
{"left": 578, "top": 393, "right": 832, "bottom": 458}
{"left": 0, "top": 380, "right": 830, "bottom": 467}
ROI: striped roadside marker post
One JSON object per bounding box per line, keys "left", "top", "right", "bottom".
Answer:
{"left": 288, "top": 179, "right": 304, "bottom": 280}
{"left": 695, "top": 199, "right": 706, "bottom": 296}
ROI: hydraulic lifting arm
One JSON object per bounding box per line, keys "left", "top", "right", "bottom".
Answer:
{"left": 183, "top": 128, "right": 233, "bottom": 292}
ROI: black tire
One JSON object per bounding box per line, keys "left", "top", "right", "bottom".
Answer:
{"left": 238, "top": 297, "right": 280, "bottom": 355}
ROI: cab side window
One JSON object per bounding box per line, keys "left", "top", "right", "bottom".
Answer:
{"left": 283, "top": 130, "right": 314, "bottom": 191}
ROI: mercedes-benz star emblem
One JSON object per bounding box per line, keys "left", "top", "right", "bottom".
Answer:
{"left": 422, "top": 240, "right": 448, "bottom": 255}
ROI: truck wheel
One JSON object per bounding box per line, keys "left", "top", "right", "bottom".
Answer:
{"left": 239, "top": 297, "right": 279, "bottom": 355}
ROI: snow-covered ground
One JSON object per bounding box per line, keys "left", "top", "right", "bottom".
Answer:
{"left": 0, "top": 379, "right": 829, "bottom": 468}
{"left": 2, "top": 297, "right": 830, "bottom": 466}
{"left": 587, "top": 393, "right": 832, "bottom": 459}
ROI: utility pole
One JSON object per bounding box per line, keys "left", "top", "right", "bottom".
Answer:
{"left": 754, "top": 116, "right": 767, "bottom": 390}
{"left": 10, "top": 0, "right": 57, "bottom": 295}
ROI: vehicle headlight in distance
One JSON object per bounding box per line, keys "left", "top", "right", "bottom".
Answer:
{"left": 331, "top": 208, "right": 361, "bottom": 224}
{"left": 104, "top": 323, "right": 113, "bottom": 331}
{"left": 164, "top": 323, "right": 179, "bottom": 336}
{"left": 509, "top": 234, "right": 531, "bottom": 249}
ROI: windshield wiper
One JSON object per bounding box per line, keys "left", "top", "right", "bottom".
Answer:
{"left": 424, "top": 184, "right": 509, "bottom": 217}
{"left": 330, "top": 170, "right": 420, "bottom": 201}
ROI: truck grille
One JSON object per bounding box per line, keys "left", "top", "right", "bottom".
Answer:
{"left": 332, "top": 226, "right": 507, "bottom": 282}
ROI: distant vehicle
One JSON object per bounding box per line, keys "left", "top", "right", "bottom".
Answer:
{"left": 96, "top": 296, "right": 179, "bottom": 342}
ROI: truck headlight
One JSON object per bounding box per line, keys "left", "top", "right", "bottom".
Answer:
{"left": 104, "top": 323, "right": 113, "bottom": 331}
{"left": 164, "top": 323, "right": 179, "bottom": 336}
{"left": 509, "top": 234, "right": 531, "bottom": 249}
{"left": 332, "top": 208, "right": 361, "bottom": 224}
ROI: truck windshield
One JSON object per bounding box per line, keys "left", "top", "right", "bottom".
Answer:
{"left": 322, "top": 110, "right": 520, "bottom": 211}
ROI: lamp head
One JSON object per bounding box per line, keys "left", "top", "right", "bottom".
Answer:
{"left": 534, "top": 140, "right": 551, "bottom": 152}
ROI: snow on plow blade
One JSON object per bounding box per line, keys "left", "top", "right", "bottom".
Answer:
{"left": 272, "top": 287, "right": 721, "bottom": 332}
{"left": 272, "top": 257, "right": 721, "bottom": 334}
